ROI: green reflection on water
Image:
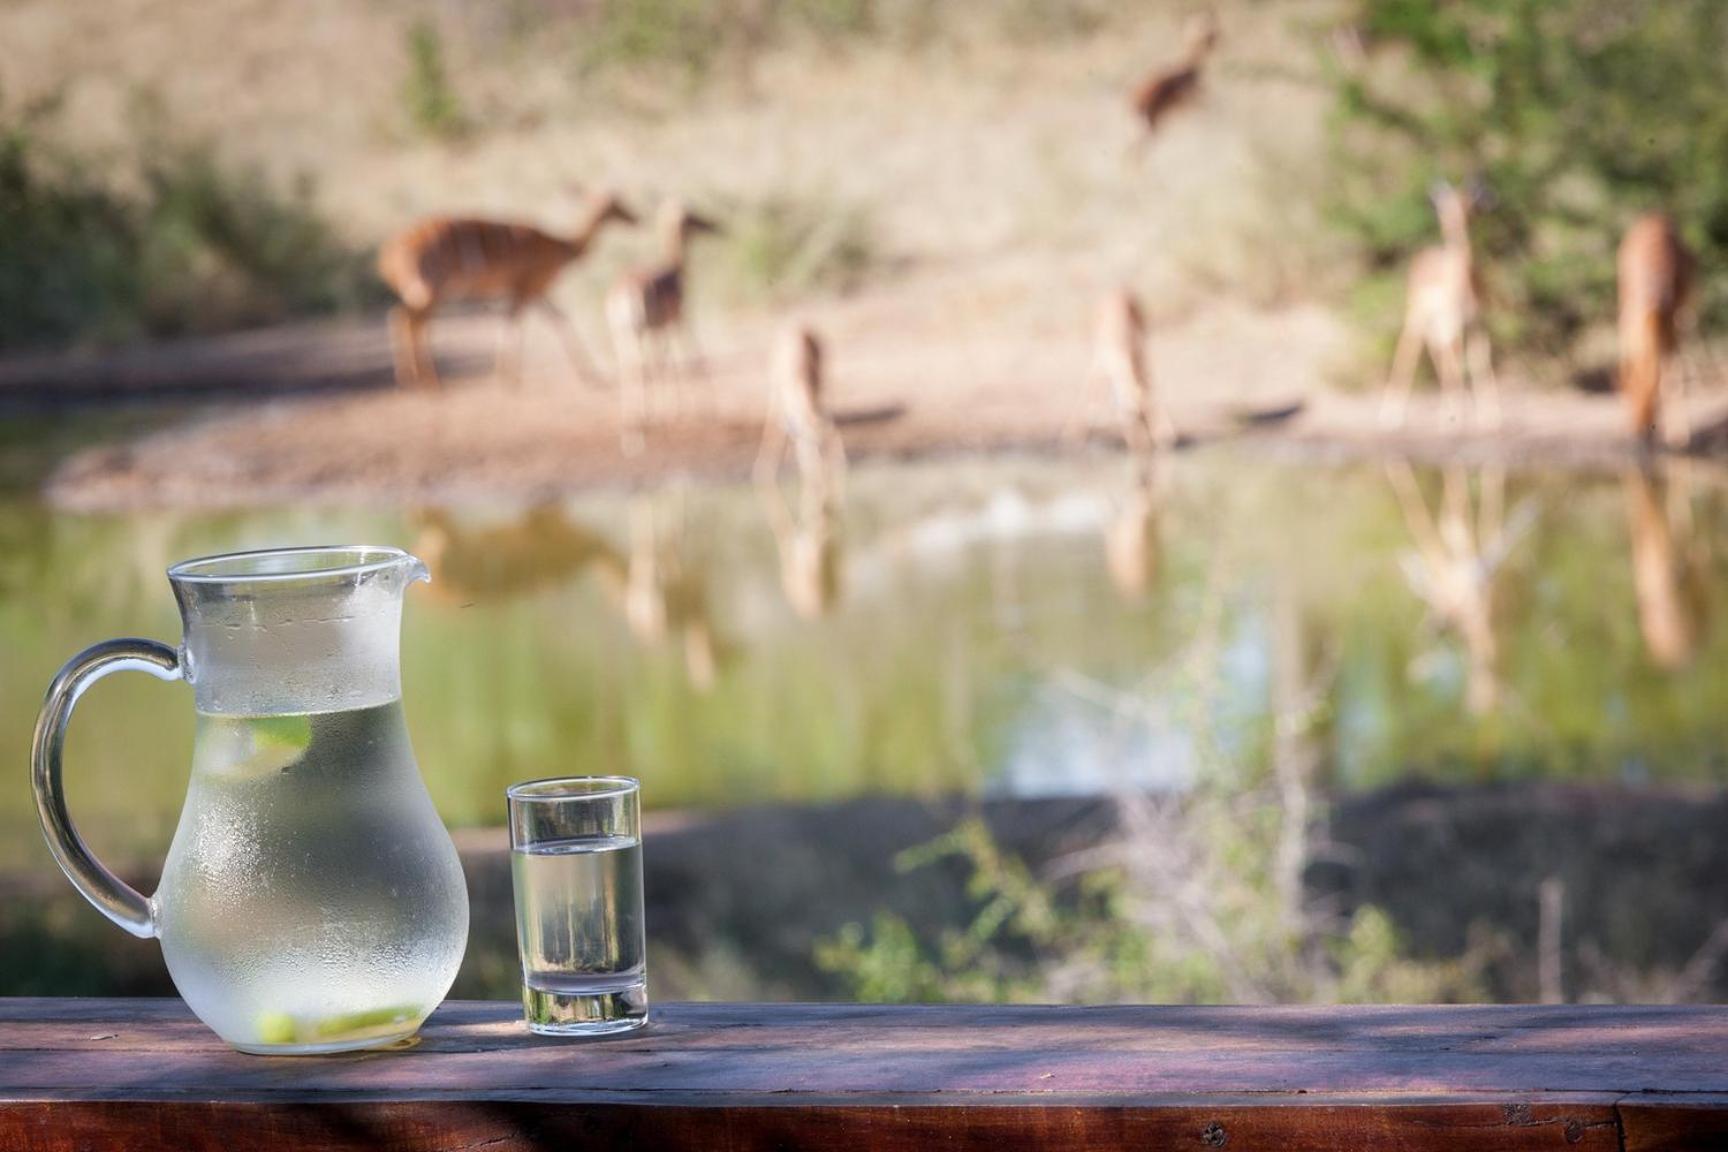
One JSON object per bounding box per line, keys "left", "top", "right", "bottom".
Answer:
{"left": 3, "top": 454, "right": 1725, "bottom": 874}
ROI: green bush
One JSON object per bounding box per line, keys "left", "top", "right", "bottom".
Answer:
{"left": 402, "top": 20, "right": 470, "bottom": 142}
{"left": 1327, "top": 0, "right": 1728, "bottom": 365}
{"left": 0, "top": 99, "right": 139, "bottom": 348}
{"left": 718, "top": 193, "right": 878, "bottom": 303}
{"left": 0, "top": 95, "right": 377, "bottom": 351}
{"left": 569, "top": 0, "right": 1111, "bottom": 81}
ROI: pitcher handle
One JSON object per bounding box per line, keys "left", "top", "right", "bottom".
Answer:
{"left": 31, "top": 638, "right": 183, "bottom": 939}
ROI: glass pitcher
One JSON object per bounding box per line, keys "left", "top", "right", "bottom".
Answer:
{"left": 31, "top": 546, "right": 469, "bottom": 1055}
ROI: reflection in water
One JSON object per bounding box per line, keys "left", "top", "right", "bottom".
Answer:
{"left": 7, "top": 455, "right": 1728, "bottom": 868}
{"left": 1386, "top": 462, "right": 1527, "bottom": 716}
{"left": 414, "top": 505, "right": 625, "bottom": 605}
{"left": 762, "top": 480, "right": 844, "bottom": 620}
{"left": 1624, "top": 465, "right": 1710, "bottom": 670}
{"left": 616, "top": 492, "right": 724, "bottom": 692}
{"left": 9, "top": 456, "right": 1728, "bottom": 1006}
{"left": 415, "top": 495, "right": 725, "bottom": 690}
{"left": 1104, "top": 460, "right": 1163, "bottom": 602}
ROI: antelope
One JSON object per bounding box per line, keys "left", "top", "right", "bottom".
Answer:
{"left": 1386, "top": 462, "right": 1526, "bottom": 717}
{"left": 1380, "top": 181, "right": 1501, "bottom": 429}
{"left": 755, "top": 323, "right": 848, "bottom": 503}
{"left": 1088, "top": 289, "right": 1177, "bottom": 457}
{"left": 1618, "top": 213, "right": 1697, "bottom": 446}
{"left": 377, "top": 190, "right": 639, "bottom": 390}
{"left": 607, "top": 200, "right": 724, "bottom": 431}
{"left": 1129, "top": 11, "right": 1220, "bottom": 144}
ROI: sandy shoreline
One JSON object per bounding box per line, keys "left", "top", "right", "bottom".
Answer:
{"left": 10, "top": 297, "right": 1726, "bottom": 512}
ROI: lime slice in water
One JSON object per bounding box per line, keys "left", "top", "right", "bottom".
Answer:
{"left": 201, "top": 714, "right": 312, "bottom": 779}
{"left": 253, "top": 1005, "right": 421, "bottom": 1046}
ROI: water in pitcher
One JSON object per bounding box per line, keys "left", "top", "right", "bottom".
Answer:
{"left": 513, "top": 835, "right": 647, "bottom": 1022}
{"left": 154, "top": 701, "right": 469, "bottom": 1054}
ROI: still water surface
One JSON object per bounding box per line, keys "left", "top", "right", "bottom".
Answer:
{"left": 5, "top": 452, "right": 1724, "bottom": 876}
{"left": 6, "top": 455, "right": 1721, "bottom": 860}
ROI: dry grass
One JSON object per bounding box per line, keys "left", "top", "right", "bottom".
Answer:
{"left": 0, "top": 0, "right": 1351, "bottom": 411}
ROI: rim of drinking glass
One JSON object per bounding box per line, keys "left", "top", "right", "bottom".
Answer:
{"left": 168, "top": 545, "right": 418, "bottom": 585}
{"left": 506, "top": 775, "right": 641, "bottom": 803}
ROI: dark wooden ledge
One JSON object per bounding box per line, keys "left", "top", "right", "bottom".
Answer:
{"left": 3, "top": 999, "right": 1727, "bottom": 1150}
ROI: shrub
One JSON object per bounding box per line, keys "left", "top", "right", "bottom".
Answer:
{"left": 402, "top": 20, "right": 470, "bottom": 142}
{"left": 0, "top": 94, "right": 377, "bottom": 351}
{"left": 717, "top": 193, "right": 879, "bottom": 304}
{"left": 1327, "top": 0, "right": 1728, "bottom": 367}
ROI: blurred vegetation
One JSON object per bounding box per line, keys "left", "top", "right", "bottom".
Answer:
{"left": 0, "top": 94, "right": 377, "bottom": 351}
{"left": 717, "top": 193, "right": 879, "bottom": 303}
{"left": 816, "top": 815, "right": 1488, "bottom": 1005}
{"left": 402, "top": 20, "right": 471, "bottom": 142}
{"left": 1327, "top": 0, "right": 1728, "bottom": 371}
{"left": 560, "top": 0, "right": 1116, "bottom": 82}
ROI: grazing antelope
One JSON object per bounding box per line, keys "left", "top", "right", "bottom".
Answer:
{"left": 607, "top": 200, "right": 724, "bottom": 430}
{"left": 1623, "top": 465, "right": 1706, "bottom": 669}
{"left": 1088, "top": 289, "right": 1177, "bottom": 458}
{"left": 1618, "top": 213, "right": 1698, "bottom": 446}
{"left": 1386, "top": 461, "right": 1526, "bottom": 717}
{"left": 755, "top": 324, "right": 848, "bottom": 503}
{"left": 1129, "top": 11, "right": 1220, "bottom": 144}
{"left": 378, "top": 190, "right": 638, "bottom": 390}
{"left": 1380, "top": 181, "right": 1501, "bottom": 429}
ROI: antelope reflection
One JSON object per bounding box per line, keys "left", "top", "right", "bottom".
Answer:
{"left": 1104, "top": 460, "right": 1164, "bottom": 602}
{"left": 1386, "top": 462, "right": 1525, "bottom": 716}
{"left": 1623, "top": 464, "right": 1708, "bottom": 669}
{"left": 619, "top": 493, "right": 723, "bottom": 690}
{"left": 759, "top": 474, "right": 844, "bottom": 619}
{"left": 412, "top": 505, "right": 621, "bottom": 606}
{"left": 412, "top": 497, "right": 725, "bottom": 690}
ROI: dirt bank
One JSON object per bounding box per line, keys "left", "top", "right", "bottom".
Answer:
{"left": 29, "top": 294, "right": 1727, "bottom": 511}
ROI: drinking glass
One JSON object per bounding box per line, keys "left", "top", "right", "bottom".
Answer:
{"left": 507, "top": 776, "right": 648, "bottom": 1035}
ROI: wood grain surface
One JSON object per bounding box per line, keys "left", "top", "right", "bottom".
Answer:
{"left": 4, "top": 999, "right": 1726, "bottom": 1150}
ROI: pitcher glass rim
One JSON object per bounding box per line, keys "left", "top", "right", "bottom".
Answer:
{"left": 167, "top": 545, "right": 420, "bottom": 586}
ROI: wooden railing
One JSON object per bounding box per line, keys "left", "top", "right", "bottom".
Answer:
{"left": 2, "top": 999, "right": 1725, "bottom": 1150}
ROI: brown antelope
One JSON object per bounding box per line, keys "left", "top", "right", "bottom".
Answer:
{"left": 755, "top": 323, "right": 848, "bottom": 502}
{"left": 1087, "top": 289, "right": 1178, "bottom": 457}
{"left": 607, "top": 200, "right": 724, "bottom": 430}
{"left": 1386, "top": 461, "right": 1523, "bottom": 717}
{"left": 1619, "top": 213, "right": 1698, "bottom": 445}
{"left": 1380, "top": 181, "right": 1501, "bottom": 429}
{"left": 1129, "top": 11, "right": 1220, "bottom": 144}
{"left": 377, "top": 190, "right": 639, "bottom": 390}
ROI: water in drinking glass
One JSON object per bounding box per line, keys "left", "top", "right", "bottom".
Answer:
{"left": 512, "top": 833, "right": 647, "bottom": 1033}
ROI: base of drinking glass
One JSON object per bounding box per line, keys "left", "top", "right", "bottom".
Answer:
{"left": 523, "top": 981, "right": 649, "bottom": 1036}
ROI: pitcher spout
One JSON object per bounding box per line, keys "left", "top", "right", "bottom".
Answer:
{"left": 167, "top": 545, "right": 426, "bottom": 717}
